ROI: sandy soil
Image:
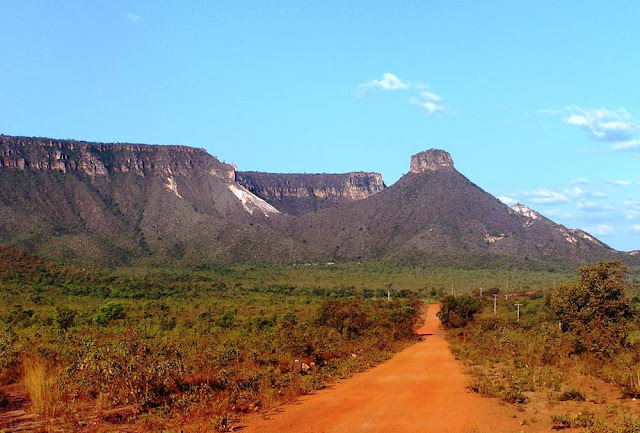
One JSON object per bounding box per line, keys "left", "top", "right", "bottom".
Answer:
{"left": 239, "top": 304, "right": 534, "bottom": 433}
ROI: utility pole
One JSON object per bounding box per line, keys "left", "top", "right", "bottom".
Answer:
{"left": 514, "top": 303, "right": 523, "bottom": 322}
{"left": 493, "top": 294, "right": 498, "bottom": 315}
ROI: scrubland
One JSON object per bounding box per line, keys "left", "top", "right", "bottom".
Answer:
{"left": 444, "top": 261, "right": 640, "bottom": 432}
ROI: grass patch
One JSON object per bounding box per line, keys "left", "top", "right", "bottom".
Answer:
{"left": 22, "top": 357, "right": 62, "bottom": 419}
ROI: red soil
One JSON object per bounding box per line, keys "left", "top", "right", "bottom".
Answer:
{"left": 240, "top": 304, "right": 533, "bottom": 433}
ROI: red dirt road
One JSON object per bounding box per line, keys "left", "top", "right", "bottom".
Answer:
{"left": 241, "top": 304, "right": 531, "bottom": 433}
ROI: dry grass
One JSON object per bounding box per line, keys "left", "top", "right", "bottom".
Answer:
{"left": 21, "top": 356, "right": 62, "bottom": 420}
{"left": 624, "top": 368, "right": 640, "bottom": 398}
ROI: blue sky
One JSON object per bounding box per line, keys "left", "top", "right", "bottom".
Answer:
{"left": 1, "top": 1, "right": 639, "bottom": 251}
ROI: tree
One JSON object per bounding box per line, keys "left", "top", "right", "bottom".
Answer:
{"left": 93, "top": 301, "right": 126, "bottom": 326}
{"left": 550, "top": 261, "right": 635, "bottom": 356}
{"left": 316, "top": 299, "right": 368, "bottom": 338}
{"left": 54, "top": 307, "right": 76, "bottom": 332}
{"left": 389, "top": 306, "right": 418, "bottom": 339}
{"left": 438, "top": 295, "right": 483, "bottom": 329}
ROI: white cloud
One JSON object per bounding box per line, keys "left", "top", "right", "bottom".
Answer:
{"left": 565, "top": 186, "right": 585, "bottom": 198}
{"left": 563, "top": 106, "right": 640, "bottom": 142}
{"left": 358, "top": 73, "right": 418, "bottom": 92}
{"left": 587, "top": 224, "right": 615, "bottom": 236}
{"left": 498, "top": 195, "right": 517, "bottom": 205}
{"left": 522, "top": 189, "right": 568, "bottom": 204}
{"left": 418, "top": 91, "right": 442, "bottom": 102}
{"left": 612, "top": 139, "right": 640, "bottom": 151}
{"left": 570, "top": 177, "right": 590, "bottom": 185}
{"left": 623, "top": 200, "right": 640, "bottom": 220}
{"left": 604, "top": 179, "right": 632, "bottom": 186}
{"left": 126, "top": 13, "right": 140, "bottom": 23}
{"left": 358, "top": 73, "right": 448, "bottom": 116}
{"left": 410, "top": 95, "right": 446, "bottom": 116}
{"left": 576, "top": 200, "right": 614, "bottom": 211}
{"left": 632, "top": 224, "right": 640, "bottom": 232}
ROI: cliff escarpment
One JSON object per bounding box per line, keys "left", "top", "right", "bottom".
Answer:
{"left": 0, "top": 135, "right": 624, "bottom": 268}
{"left": 236, "top": 171, "right": 386, "bottom": 215}
{"left": 0, "top": 135, "right": 298, "bottom": 266}
{"left": 0, "top": 135, "right": 235, "bottom": 180}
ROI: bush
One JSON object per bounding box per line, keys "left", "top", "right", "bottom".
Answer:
{"left": 438, "top": 295, "right": 483, "bottom": 329}
{"left": 558, "top": 388, "right": 585, "bottom": 401}
{"left": 550, "top": 261, "right": 635, "bottom": 356}
{"left": 93, "top": 301, "right": 125, "bottom": 326}
{"left": 316, "top": 299, "right": 368, "bottom": 338}
{"left": 65, "top": 328, "right": 185, "bottom": 409}
{"left": 388, "top": 306, "right": 418, "bottom": 339}
{"left": 54, "top": 307, "right": 76, "bottom": 332}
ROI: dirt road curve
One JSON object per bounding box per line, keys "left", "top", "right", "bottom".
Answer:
{"left": 241, "top": 304, "right": 530, "bottom": 433}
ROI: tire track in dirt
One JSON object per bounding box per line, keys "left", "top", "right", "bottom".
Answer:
{"left": 240, "top": 304, "right": 534, "bottom": 433}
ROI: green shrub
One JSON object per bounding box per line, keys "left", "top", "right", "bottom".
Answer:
{"left": 438, "top": 295, "right": 483, "bottom": 329}
{"left": 65, "top": 327, "right": 185, "bottom": 409}
{"left": 550, "top": 261, "right": 635, "bottom": 356}
{"left": 54, "top": 307, "right": 76, "bottom": 332}
{"left": 93, "top": 301, "right": 125, "bottom": 326}
{"left": 559, "top": 388, "right": 586, "bottom": 401}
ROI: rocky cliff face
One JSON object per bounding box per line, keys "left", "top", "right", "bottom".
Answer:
{"left": 235, "top": 171, "right": 386, "bottom": 215}
{"left": 0, "top": 135, "right": 236, "bottom": 181}
{"left": 0, "top": 135, "right": 297, "bottom": 266}
{"left": 0, "top": 135, "right": 626, "bottom": 268}
{"left": 410, "top": 149, "right": 454, "bottom": 173}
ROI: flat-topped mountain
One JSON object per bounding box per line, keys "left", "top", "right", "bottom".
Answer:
{"left": 0, "top": 135, "right": 299, "bottom": 265}
{"left": 236, "top": 171, "right": 385, "bottom": 215}
{"left": 283, "top": 151, "right": 618, "bottom": 266}
{"left": 0, "top": 135, "right": 234, "bottom": 179}
{"left": 0, "top": 135, "right": 627, "bottom": 268}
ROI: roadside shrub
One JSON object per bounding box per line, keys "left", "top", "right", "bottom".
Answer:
{"left": 550, "top": 261, "right": 635, "bottom": 356}
{"left": 316, "top": 299, "right": 369, "bottom": 338}
{"left": 65, "top": 328, "right": 185, "bottom": 409}
{"left": 559, "top": 388, "right": 585, "bottom": 401}
{"left": 551, "top": 412, "right": 595, "bottom": 429}
{"left": 388, "top": 306, "right": 418, "bottom": 339}
{"left": 438, "top": 295, "right": 483, "bottom": 329}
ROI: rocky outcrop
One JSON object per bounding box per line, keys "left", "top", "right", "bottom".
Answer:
{"left": 0, "top": 135, "right": 235, "bottom": 181}
{"left": 410, "top": 149, "right": 454, "bottom": 173}
{"left": 235, "top": 171, "right": 386, "bottom": 215}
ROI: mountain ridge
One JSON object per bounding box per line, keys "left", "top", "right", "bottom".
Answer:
{"left": 0, "top": 134, "right": 634, "bottom": 268}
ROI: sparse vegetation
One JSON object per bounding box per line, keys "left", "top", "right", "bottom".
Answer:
{"left": 446, "top": 260, "right": 640, "bottom": 430}
{"left": 0, "top": 249, "right": 427, "bottom": 430}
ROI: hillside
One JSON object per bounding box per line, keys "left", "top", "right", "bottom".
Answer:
{"left": 0, "top": 135, "right": 303, "bottom": 266}
{"left": 0, "top": 134, "right": 628, "bottom": 268}
{"left": 281, "top": 150, "right": 619, "bottom": 267}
